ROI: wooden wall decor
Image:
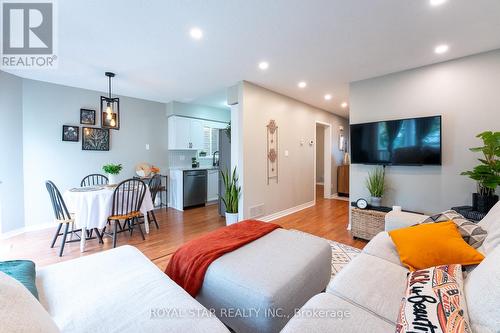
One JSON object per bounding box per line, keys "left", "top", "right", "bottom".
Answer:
{"left": 266, "top": 119, "right": 278, "bottom": 184}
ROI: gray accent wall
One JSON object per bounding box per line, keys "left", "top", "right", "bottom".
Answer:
{"left": 0, "top": 72, "right": 24, "bottom": 233}
{"left": 22, "top": 79, "right": 168, "bottom": 229}
{"left": 349, "top": 50, "right": 500, "bottom": 215}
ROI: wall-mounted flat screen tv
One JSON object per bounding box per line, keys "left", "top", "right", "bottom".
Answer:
{"left": 350, "top": 115, "right": 442, "bottom": 165}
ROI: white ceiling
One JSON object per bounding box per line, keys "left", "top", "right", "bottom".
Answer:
{"left": 5, "top": 0, "right": 500, "bottom": 117}
{"left": 190, "top": 89, "right": 231, "bottom": 111}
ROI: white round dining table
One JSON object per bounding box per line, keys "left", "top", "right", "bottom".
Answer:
{"left": 63, "top": 186, "right": 154, "bottom": 252}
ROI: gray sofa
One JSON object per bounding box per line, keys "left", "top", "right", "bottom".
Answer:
{"left": 282, "top": 202, "right": 500, "bottom": 333}
{"left": 36, "top": 246, "right": 230, "bottom": 333}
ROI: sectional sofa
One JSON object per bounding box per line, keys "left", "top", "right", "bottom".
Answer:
{"left": 282, "top": 202, "right": 500, "bottom": 333}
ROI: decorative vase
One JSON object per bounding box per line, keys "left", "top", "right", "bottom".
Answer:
{"left": 370, "top": 196, "right": 382, "bottom": 207}
{"left": 107, "top": 174, "right": 118, "bottom": 185}
{"left": 473, "top": 193, "right": 499, "bottom": 213}
{"left": 225, "top": 212, "right": 239, "bottom": 226}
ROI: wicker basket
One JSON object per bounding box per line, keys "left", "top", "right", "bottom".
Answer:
{"left": 351, "top": 208, "right": 386, "bottom": 240}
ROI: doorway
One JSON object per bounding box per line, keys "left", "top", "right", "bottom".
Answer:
{"left": 314, "top": 121, "right": 332, "bottom": 201}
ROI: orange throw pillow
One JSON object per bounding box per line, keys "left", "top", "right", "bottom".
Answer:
{"left": 388, "top": 221, "right": 484, "bottom": 271}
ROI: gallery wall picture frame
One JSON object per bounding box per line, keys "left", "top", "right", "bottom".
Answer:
{"left": 80, "top": 109, "right": 96, "bottom": 125}
{"left": 62, "top": 125, "right": 79, "bottom": 142}
{"left": 82, "top": 127, "right": 110, "bottom": 151}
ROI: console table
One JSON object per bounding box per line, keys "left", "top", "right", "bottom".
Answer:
{"left": 351, "top": 207, "right": 386, "bottom": 240}
{"left": 350, "top": 203, "right": 422, "bottom": 240}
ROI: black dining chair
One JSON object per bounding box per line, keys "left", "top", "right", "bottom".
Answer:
{"left": 81, "top": 174, "right": 108, "bottom": 187}
{"left": 146, "top": 174, "right": 162, "bottom": 229}
{"left": 106, "top": 179, "right": 147, "bottom": 248}
{"left": 45, "top": 181, "right": 79, "bottom": 256}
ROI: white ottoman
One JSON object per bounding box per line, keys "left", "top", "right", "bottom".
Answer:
{"left": 196, "top": 229, "right": 332, "bottom": 333}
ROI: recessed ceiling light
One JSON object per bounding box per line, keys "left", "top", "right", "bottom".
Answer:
{"left": 430, "top": 0, "right": 447, "bottom": 6}
{"left": 298, "top": 81, "right": 307, "bottom": 88}
{"left": 434, "top": 44, "right": 449, "bottom": 54}
{"left": 258, "top": 61, "right": 269, "bottom": 70}
{"left": 189, "top": 27, "right": 203, "bottom": 40}
{"left": 324, "top": 94, "right": 332, "bottom": 101}
{"left": 341, "top": 102, "right": 348, "bottom": 108}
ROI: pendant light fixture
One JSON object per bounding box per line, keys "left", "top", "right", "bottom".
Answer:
{"left": 100, "top": 72, "right": 120, "bottom": 130}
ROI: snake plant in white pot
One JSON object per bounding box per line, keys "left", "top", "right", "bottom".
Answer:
{"left": 220, "top": 167, "right": 241, "bottom": 225}
{"left": 365, "top": 166, "right": 385, "bottom": 207}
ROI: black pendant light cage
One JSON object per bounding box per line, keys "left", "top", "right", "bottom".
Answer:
{"left": 100, "top": 72, "right": 120, "bottom": 130}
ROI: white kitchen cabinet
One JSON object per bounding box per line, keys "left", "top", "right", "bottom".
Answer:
{"left": 207, "top": 169, "right": 219, "bottom": 202}
{"left": 189, "top": 119, "right": 204, "bottom": 150}
{"left": 168, "top": 116, "right": 191, "bottom": 149}
{"left": 168, "top": 169, "right": 184, "bottom": 211}
{"left": 168, "top": 116, "right": 229, "bottom": 150}
{"left": 168, "top": 116, "right": 205, "bottom": 150}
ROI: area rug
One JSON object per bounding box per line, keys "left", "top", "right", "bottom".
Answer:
{"left": 326, "top": 239, "right": 361, "bottom": 277}
{"left": 290, "top": 230, "right": 361, "bottom": 282}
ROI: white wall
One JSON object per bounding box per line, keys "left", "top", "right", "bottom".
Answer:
{"left": 238, "top": 81, "right": 349, "bottom": 218}
{"left": 0, "top": 72, "right": 24, "bottom": 233}
{"left": 22, "top": 79, "right": 168, "bottom": 228}
{"left": 350, "top": 50, "right": 500, "bottom": 215}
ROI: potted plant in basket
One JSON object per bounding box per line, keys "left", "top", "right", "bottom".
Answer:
{"left": 365, "top": 166, "right": 385, "bottom": 207}
{"left": 102, "top": 163, "right": 123, "bottom": 185}
{"left": 220, "top": 167, "right": 241, "bottom": 225}
{"left": 461, "top": 131, "right": 500, "bottom": 213}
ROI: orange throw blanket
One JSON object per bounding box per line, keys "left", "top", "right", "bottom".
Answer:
{"left": 165, "top": 220, "right": 281, "bottom": 297}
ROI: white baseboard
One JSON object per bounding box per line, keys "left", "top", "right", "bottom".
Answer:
{"left": 260, "top": 201, "right": 315, "bottom": 222}
{"left": 330, "top": 193, "right": 350, "bottom": 201}
{"left": 0, "top": 222, "right": 54, "bottom": 240}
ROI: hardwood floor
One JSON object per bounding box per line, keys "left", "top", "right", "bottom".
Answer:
{"left": 0, "top": 186, "right": 365, "bottom": 270}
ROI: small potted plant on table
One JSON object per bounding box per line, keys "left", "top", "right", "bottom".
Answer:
{"left": 102, "top": 163, "right": 123, "bottom": 185}
{"left": 221, "top": 167, "right": 241, "bottom": 225}
{"left": 365, "top": 166, "right": 385, "bottom": 207}
{"left": 461, "top": 131, "right": 500, "bottom": 213}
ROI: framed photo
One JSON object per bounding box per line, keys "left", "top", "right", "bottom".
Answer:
{"left": 80, "top": 109, "right": 96, "bottom": 125}
{"left": 62, "top": 125, "right": 79, "bottom": 142}
{"left": 82, "top": 127, "right": 110, "bottom": 151}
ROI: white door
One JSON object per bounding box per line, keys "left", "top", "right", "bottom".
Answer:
{"left": 207, "top": 169, "right": 219, "bottom": 202}
{"left": 189, "top": 119, "right": 205, "bottom": 150}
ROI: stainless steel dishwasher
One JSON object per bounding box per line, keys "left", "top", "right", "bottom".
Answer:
{"left": 183, "top": 169, "right": 207, "bottom": 208}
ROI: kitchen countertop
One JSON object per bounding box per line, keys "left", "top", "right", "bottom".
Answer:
{"left": 169, "top": 166, "right": 220, "bottom": 171}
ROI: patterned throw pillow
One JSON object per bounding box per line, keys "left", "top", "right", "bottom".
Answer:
{"left": 423, "top": 210, "right": 487, "bottom": 249}
{"left": 396, "top": 264, "right": 472, "bottom": 333}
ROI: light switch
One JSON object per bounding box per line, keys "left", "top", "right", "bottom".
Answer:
{"left": 145, "top": 144, "right": 150, "bottom": 150}
{"left": 284, "top": 150, "right": 289, "bottom": 157}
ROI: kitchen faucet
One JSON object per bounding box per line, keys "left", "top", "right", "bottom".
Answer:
{"left": 212, "top": 151, "right": 219, "bottom": 167}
